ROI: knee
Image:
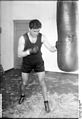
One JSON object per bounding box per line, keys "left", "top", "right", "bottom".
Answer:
{"left": 22, "top": 81, "right": 27, "bottom": 86}
{"left": 39, "top": 77, "right": 45, "bottom": 85}
{"left": 21, "top": 78, "right": 27, "bottom": 86}
{"left": 38, "top": 72, "right": 45, "bottom": 82}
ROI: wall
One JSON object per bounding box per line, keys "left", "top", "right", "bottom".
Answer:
{"left": 0, "top": 1, "right": 78, "bottom": 73}
{"left": 1, "top": 1, "right": 14, "bottom": 70}
{"left": 0, "top": 2, "right": 1, "bottom": 64}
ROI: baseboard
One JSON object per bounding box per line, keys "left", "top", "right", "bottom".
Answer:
{"left": 45, "top": 70, "right": 78, "bottom": 75}
{"left": 5, "top": 68, "right": 15, "bottom": 73}
{"left": 4, "top": 69, "right": 78, "bottom": 76}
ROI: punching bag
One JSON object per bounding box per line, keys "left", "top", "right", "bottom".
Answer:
{"left": 56, "top": 0, "right": 78, "bottom": 72}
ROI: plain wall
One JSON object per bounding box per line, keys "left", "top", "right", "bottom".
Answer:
{"left": 0, "top": 2, "right": 1, "bottom": 64}
{"left": 1, "top": 1, "right": 14, "bottom": 70}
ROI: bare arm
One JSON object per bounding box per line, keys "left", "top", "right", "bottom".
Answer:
{"left": 18, "top": 36, "right": 30, "bottom": 58}
{"left": 42, "top": 35, "right": 57, "bottom": 52}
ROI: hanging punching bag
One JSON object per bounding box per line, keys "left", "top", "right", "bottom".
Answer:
{"left": 56, "top": 0, "right": 78, "bottom": 72}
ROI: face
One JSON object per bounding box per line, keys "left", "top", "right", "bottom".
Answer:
{"left": 29, "top": 28, "right": 40, "bottom": 37}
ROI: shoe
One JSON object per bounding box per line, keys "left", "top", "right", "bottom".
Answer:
{"left": 44, "top": 101, "right": 50, "bottom": 113}
{"left": 19, "top": 95, "right": 25, "bottom": 104}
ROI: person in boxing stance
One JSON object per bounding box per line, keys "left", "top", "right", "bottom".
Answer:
{"left": 18, "top": 19, "right": 56, "bottom": 113}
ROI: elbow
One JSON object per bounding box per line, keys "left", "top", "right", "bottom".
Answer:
{"left": 18, "top": 50, "right": 23, "bottom": 58}
{"left": 18, "top": 55, "right": 21, "bottom": 58}
{"left": 18, "top": 53, "right": 22, "bottom": 58}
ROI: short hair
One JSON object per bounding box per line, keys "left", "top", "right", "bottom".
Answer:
{"left": 29, "top": 19, "right": 42, "bottom": 29}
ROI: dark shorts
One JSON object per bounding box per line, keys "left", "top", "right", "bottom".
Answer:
{"left": 21, "top": 61, "right": 45, "bottom": 73}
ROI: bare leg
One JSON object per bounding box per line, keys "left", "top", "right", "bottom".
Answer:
{"left": 20, "top": 72, "right": 29, "bottom": 95}
{"left": 19, "top": 72, "right": 29, "bottom": 104}
{"left": 37, "top": 72, "right": 47, "bottom": 101}
{"left": 37, "top": 71, "right": 50, "bottom": 112}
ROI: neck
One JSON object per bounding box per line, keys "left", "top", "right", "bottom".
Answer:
{"left": 29, "top": 32, "right": 37, "bottom": 38}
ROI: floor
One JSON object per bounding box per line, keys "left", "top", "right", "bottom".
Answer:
{"left": 1, "top": 69, "right": 79, "bottom": 118}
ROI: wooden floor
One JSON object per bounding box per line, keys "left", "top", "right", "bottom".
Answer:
{"left": 1, "top": 69, "right": 79, "bottom": 118}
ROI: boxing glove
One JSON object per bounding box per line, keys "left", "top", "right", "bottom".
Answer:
{"left": 29, "top": 46, "right": 39, "bottom": 55}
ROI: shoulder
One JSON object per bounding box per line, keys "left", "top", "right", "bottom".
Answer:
{"left": 18, "top": 35, "right": 25, "bottom": 44}
{"left": 23, "top": 32, "right": 28, "bottom": 37}
{"left": 19, "top": 32, "right": 28, "bottom": 42}
{"left": 38, "top": 33, "right": 42, "bottom": 37}
{"left": 41, "top": 34, "right": 47, "bottom": 43}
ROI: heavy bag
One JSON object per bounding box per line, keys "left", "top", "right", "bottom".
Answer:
{"left": 56, "top": 1, "right": 78, "bottom": 72}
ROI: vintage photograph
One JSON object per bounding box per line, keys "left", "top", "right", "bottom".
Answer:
{"left": 0, "top": 0, "right": 80, "bottom": 118}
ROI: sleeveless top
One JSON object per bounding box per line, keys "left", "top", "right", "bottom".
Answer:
{"left": 22, "top": 32, "right": 43, "bottom": 64}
